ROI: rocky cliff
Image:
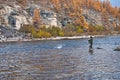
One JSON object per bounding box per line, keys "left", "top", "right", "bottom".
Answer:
{"left": 0, "top": 0, "right": 120, "bottom": 31}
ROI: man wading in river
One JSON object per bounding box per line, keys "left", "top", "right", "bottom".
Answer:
{"left": 88, "top": 36, "right": 93, "bottom": 50}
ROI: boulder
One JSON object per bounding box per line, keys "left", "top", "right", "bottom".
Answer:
{"left": 114, "top": 47, "right": 120, "bottom": 51}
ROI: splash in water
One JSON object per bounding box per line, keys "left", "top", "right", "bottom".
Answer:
{"left": 55, "top": 44, "right": 64, "bottom": 49}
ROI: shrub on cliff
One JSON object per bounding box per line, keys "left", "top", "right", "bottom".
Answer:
{"left": 20, "top": 25, "right": 36, "bottom": 34}
{"left": 47, "top": 26, "right": 64, "bottom": 37}
{"left": 33, "top": 30, "right": 51, "bottom": 38}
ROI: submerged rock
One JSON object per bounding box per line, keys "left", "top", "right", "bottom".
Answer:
{"left": 96, "top": 47, "right": 103, "bottom": 49}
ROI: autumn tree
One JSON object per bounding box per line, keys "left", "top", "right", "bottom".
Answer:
{"left": 33, "top": 8, "right": 41, "bottom": 27}
{"left": 22, "top": 0, "right": 27, "bottom": 6}
{"left": 17, "top": 0, "right": 27, "bottom": 6}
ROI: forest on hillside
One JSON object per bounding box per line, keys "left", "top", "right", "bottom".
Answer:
{"left": 12, "top": 0, "right": 120, "bottom": 27}
{"left": 1, "top": 0, "right": 120, "bottom": 19}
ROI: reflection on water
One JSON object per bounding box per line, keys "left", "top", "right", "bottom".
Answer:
{"left": 89, "top": 47, "right": 94, "bottom": 54}
{"left": 0, "top": 36, "right": 120, "bottom": 80}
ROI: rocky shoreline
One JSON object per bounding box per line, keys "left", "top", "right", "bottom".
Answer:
{"left": 0, "top": 35, "right": 106, "bottom": 43}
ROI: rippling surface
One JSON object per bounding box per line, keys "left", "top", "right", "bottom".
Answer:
{"left": 0, "top": 35, "right": 120, "bottom": 80}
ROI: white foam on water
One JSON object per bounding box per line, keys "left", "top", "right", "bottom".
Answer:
{"left": 55, "top": 44, "right": 64, "bottom": 49}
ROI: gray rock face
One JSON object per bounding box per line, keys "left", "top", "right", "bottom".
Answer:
{"left": 0, "top": 4, "right": 30, "bottom": 30}
{"left": 0, "top": 3, "right": 60, "bottom": 30}
{"left": 82, "top": 9, "right": 102, "bottom": 26}
{"left": 82, "top": 8, "right": 120, "bottom": 30}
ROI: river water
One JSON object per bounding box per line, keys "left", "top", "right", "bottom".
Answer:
{"left": 0, "top": 35, "right": 120, "bottom": 80}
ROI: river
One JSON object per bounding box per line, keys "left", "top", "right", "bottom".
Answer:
{"left": 0, "top": 35, "right": 120, "bottom": 80}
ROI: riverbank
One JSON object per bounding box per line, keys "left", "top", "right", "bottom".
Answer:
{"left": 0, "top": 35, "right": 107, "bottom": 43}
